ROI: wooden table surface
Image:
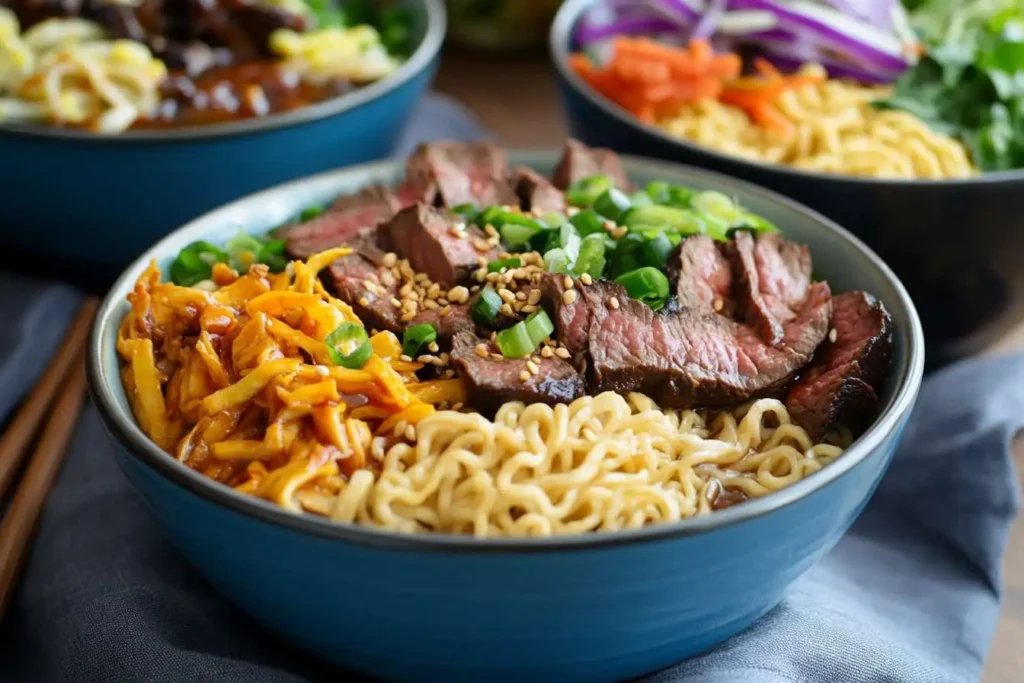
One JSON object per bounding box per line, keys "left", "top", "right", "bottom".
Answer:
{"left": 435, "top": 48, "right": 1024, "bottom": 682}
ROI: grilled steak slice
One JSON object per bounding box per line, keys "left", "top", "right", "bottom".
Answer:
{"left": 588, "top": 280, "right": 832, "bottom": 407}
{"left": 667, "top": 235, "right": 734, "bottom": 314}
{"left": 785, "top": 291, "right": 894, "bottom": 440}
{"left": 450, "top": 332, "right": 585, "bottom": 413}
{"left": 327, "top": 251, "right": 402, "bottom": 334}
{"left": 539, "top": 274, "right": 616, "bottom": 370}
{"left": 379, "top": 204, "right": 496, "bottom": 287}
{"left": 281, "top": 185, "right": 398, "bottom": 260}
{"left": 551, "top": 139, "right": 630, "bottom": 191}
{"left": 513, "top": 167, "right": 566, "bottom": 213}
{"left": 727, "top": 231, "right": 813, "bottom": 347}
{"left": 411, "top": 303, "right": 475, "bottom": 341}
{"left": 405, "top": 142, "right": 518, "bottom": 208}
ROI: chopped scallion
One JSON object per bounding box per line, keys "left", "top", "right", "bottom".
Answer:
{"left": 524, "top": 309, "right": 554, "bottom": 346}
{"left": 640, "top": 232, "right": 673, "bottom": 269}
{"left": 565, "top": 174, "right": 613, "bottom": 207}
{"left": 325, "top": 323, "right": 372, "bottom": 369}
{"left": 300, "top": 206, "right": 324, "bottom": 221}
{"left": 593, "top": 188, "right": 632, "bottom": 222}
{"left": 402, "top": 323, "right": 437, "bottom": 357}
{"left": 488, "top": 257, "right": 522, "bottom": 273}
{"left": 472, "top": 286, "right": 503, "bottom": 325}
{"left": 615, "top": 267, "right": 670, "bottom": 310}
{"left": 495, "top": 321, "right": 535, "bottom": 359}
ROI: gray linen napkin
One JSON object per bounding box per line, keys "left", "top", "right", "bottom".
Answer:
{"left": 0, "top": 95, "right": 1020, "bottom": 683}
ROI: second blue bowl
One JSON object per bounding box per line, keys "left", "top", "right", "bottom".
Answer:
{"left": 88, "top": 152, "right": 925, "bottom": 682}
{"left": 0, "top": 0, "right": 445, "bottom": 286}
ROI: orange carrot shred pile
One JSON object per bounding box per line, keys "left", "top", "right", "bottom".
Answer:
{"left": 717, "top": 58, "right": 825, "bottom": 133}
{"left": 570, "top": 37, "right": 742, "bottom": 123}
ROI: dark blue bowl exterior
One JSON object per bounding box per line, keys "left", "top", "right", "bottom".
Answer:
{"left": 0, "top": 65, "right": 434, "bottom": 272}
{"left": 110, "top": 414, "right": 905, "bottom": 683}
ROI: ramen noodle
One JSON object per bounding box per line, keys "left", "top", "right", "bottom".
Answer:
{"left": 659, "top": 71, "right": 976, "bottom": 179}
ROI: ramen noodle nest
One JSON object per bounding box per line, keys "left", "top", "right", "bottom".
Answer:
{"left": 659, "top": 67, "right": 977, "bottom": 179}
{"left": 118, "top": 249, "right": 848, "bottom": 538}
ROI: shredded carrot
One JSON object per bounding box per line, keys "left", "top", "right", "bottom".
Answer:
{"left": 719, "top": 58, "right": 826, "bottom": 133}
{"left": 570, "top": 37, "right": 741, "bottom": 123}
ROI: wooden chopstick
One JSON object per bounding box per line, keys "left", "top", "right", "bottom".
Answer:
{"left": 0, "top": 298, "right": 98, "bottom": 500}
{"left": 0, "top": 297, "right": 98, "bottom": 621}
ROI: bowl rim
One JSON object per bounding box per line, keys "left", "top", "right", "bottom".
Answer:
{"left": 0, "top": 0, "right": 446, "bottom": 144}
{"left": 88, "top": 150, "right": 926, "bottom": 554}
{"left": 550, "top": 0, "right": 1024, "bottom": 188}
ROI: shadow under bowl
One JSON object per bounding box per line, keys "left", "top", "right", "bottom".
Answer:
{"left": 0, "top": 0, "right": 445, "bottom": 293}
{"left": 550, "top": 0, "right": 1024, "bottom": 370}
{"left": 88, "top": 153, "right": 924, "bottom": 683}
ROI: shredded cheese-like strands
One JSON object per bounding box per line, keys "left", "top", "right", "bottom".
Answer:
{"left": 0, "top": 12, "right": 167, "bottom": 132}
{"left": 117, "top": 250, "right": 463, "bottom": 510}
{"left": 269, "top": 25, "right": 399, "bottom": 84}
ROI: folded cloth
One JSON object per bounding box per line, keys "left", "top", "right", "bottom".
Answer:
{"left": 1, "top": 95, "right": 1021, "bottom": 683}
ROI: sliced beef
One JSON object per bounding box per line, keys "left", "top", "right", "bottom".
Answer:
{"left": 551, "top": 139, "right": 630, "bottom": 191}
{"left": 727, "top": 231, "right": 812, "bottom": 347}
{"left": 513, "top": 167, "right": 566, "bottom": 214}
{"left": 379, "top": 203, "right": 496, "bottom": 287}
{"left": 539, "top": 274, "right": 615, "bottom": 370}
{"left": 450, "top": 332, "right": 585, "bottom": 414}
{"left": 667, "top": 235, "right": 734, "bottom": 314}
{"left": 411, "top": 303, "right": 475, "bottom": 341}
{"left": 280, "top": 185, "right": 399, "bottom": 260}
{"left": 785, "top": 291, "right": 894, "bottom": 441}
{"left": 588, "top": 282, "right": 832, "bottom": 407}
{"left": 405, "top": 142, "right": 518, "bottom": 208}
{"left": 326, "top": 248, "right": 402, "bottom": 334}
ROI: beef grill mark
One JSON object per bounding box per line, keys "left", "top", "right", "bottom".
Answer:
{"left": 405, "top": 142, "right": 518, "bottom": 208}
{"left": 785, "top": 291, "right": 894, "bottom": 440}
{"left": 551, "top": 138, "right": 631, "bottom": 191}
{"left": 279, "top": 185, "right": 399, "bottom": 261}
{"left": 449, "top": 332, "right": 585, "bottom": 414}
{"left": 379, "top": 203, "right": 497, "bottom": 287}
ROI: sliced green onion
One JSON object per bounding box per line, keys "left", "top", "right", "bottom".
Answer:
{"left": 226, "top": 233, "right": 265, "bottom": 272}
{"left": 524, "top": 310, "right": 554, "bottom": 346}
{"left": 495, "top": 321, "right": 535, "bottom": 359}
{"left": 629, "top": 190, "right": 654, "bottom": 209}
{"left": 664, "top": 185, "right": 695, "bottom": 208}
{"left": 593, "top": 188, "right": 632, "bottom": 222}
{"left": 451, "top": 202, "right": 477, "bottom": 216}
{"left": 569, "top": 208, "right": 606, "bottom": 236}
{"left": 478, "top": 205, "right": 506, "bottom": 228}
{"left": 644, "top": 181, "right": 670, "bottom": 204}
{"left": 692, "top": 191, "right": 743, "bottom": 225}
{"left": 573, "top": 233, "right": 606, "bottom": 278}
{"left": 665, "top": 231, "right": 683, "bottom": 247}
{"left": 540, "top": 212, "right": 567, "bottom": 228}
{"left": 559, "top": 222, "right": 581, "bottom": 263}
{"left": 402, "top": 323, "right": 437, "bottom": 357}
{"left": 736, "top": 211, "right": 778, "bottom": 233}
{"left": 170, "top": 241, "right": 228, "bottom": 286}
{"left": 472, "top": 286, "right": 502, "bottom": 325}
{"left": 325, "top": 323, "right": 372, "bottom": 369}
{"left": 640, "top": 232, "right": 674, "bottom": 269}
{"left": 530, "top": 228, "right": 559, "bottom": 254}
{"left": 624, "top": 206, "right": 708, "bottom": 236}
{"left": 488, "top": 257, "right": 522, "bottom": 273}
{"left": 615, "top": 267, "right": 671, "bottom": 310}
{"left": 501, "top": 223, "right": 540, "bottom": 248}
{"left": 543, "top": 247, "right": 572, "bottom": 274}
{"left": 300, "top": 205, "right": 324, "bottom": 221}
{"left": 565, "top": 174, "right": 613, "bottom": 208}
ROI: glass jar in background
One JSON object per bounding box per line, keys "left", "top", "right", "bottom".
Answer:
{"left": 446, "top": 0, "right": 563, "bottom": 51}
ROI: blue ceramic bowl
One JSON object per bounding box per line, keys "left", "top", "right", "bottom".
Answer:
{"left": 88, "top": 152, "right": 925, "bottom": 683}
{"left": 550, "top": 0, "right": 1024, "bottom": 369}
{"left": 0, "top": 0, "right": 445, "bottom": 282}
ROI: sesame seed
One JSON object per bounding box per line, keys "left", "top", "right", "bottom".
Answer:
{"left": 477, "top": 256, "right": 489, "bottom": 267}
{"left": 500, "top": 303, "right": 515, "bottom": 317}
{"left": 484, "top": 225, "right": 499, "bottom": 238}
{"left": 540, "top": 346, "right": 553, "bottom": 358}
{"left": 427, "top": 283, "right": 441, "bottom": 298}
{"left": 475, "top": 343, "right": 489, "bottom": 358}
{"left": 498, "top": 288, "right": 517, "bottom": 304}
{"left": 490, "top": 353, "right": 504, "bottom": 361}
{"left": 713, "top": 298, "right": 724, "bottom": 312}
{"left": 444, "top": 369, "right": 456, "bottom": 378}
{"left": 470, "top": 285, "right": 480, "bottom": 293}
{"left": 519, "top": 370, "right": 531, "bottom": 382}
{"left": 829, "top": 328, "right": 838, "bottom": 343}
{"left": 474, "top": 268, "right": 487, "bottom": 282}
{"left": 451, "top": 402, "right": 464, "bottom": 411}
{"left": 448, "top": 286, "right": 470, "bottom": 303}
{"left": 404, "top": 424, "right": 417, "bottom": 441}
{"left": 314, "top": 365, "right": 330, "bottom": 377}
{"left": 527, "top": 289, "right": 542, "bottom": 305}
{"left": 472, "top": 237, "right": 490, "bottom": 252}
{"left": 554, "top": 347, "right": 571, "bottom": 359}
{"left": 399, "top": 354, "right": 413, "bottom": 362}
{"left": 417, "top": 354, "right": 438, "bottom": 364}
{"left": 520, "top": 304, "right": 538, "bottom": 314}
{"left": 380, "top": 271, "right": 396, "bottom": 287}
{"left": 516, "top": 290, "right": 528, "bottom": 301}
{"left": 358, "top": 297, "right": 369, "bottom": 307}
{"left": 440, "top": 305, "right": 452, "bottom": 316}
{"left": 526, "top": 361, "right": 540, "bottom": 375}
{"left": 563, "top": 275, "right": 574, "bottom": 290}
{"left": 612, "top": 227, "right": 628, "bottom": 239}
{"left": 428, "top": 342, "right": 440, "bottom": 353}
{"left": 423, "top": 299, "right": 439, "bottom": 310}
{"left": 407, "top": 291, "right": 420, "bottom": 302}
{"left": 602, "top": 219, "right": 616, "bottom": 231}
{"left": 608, "top": 297, "right": 620, "bottom": 310}
{"left": 399, "top": 282, "right": 413, "bottom": 297}
{"left": 382, "top": 252, "right": 397, "bottom": 267}
{"left": 562, "top": 289, "right": 578, "bottom": 305}
{"left": 487, "top": 237, "right": 500, "bottom": 247}
{"left": 580, "top": 273, "right": 593, "bottom": 286}
{"left": 390, "top": 297, "right": 402, "bottom": 308}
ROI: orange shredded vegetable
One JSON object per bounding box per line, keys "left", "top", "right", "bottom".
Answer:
{"left": 570, "top": 37, "right": 741, "bottom": 123}
{"left": 719, "top": 58, "right": 826, "bottom": 133}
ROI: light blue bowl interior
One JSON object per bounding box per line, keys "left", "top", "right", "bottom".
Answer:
{"left": 88, "top": 153, "right": 925, "bottom": 682}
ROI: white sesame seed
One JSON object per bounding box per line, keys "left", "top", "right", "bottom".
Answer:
{"left": 580, "top": 273, "right": 593, "bottom": 286}
{"left": 829, "top": 328, "right": 838, "bottom": 343}
{"left": 554, "top": 347, "right": 571, "bottom": 359}
{"left": 490, "top": 353, "right": 504, "bottom": 361}
{"left": 382, "top": 252, "right": 397, "bottom": 267}
{"left": 399, "top": 354, "right": 413, "bottom": 362}
{"left": 475, "top": 343, "right": 489, "bottom": 358}
{"left": 448, "top": 286, "right": 470, "bottom": 303}
{"left": 401, "top": 312, "right": 416, "bottom": 322}
{"left": 540, "top": 346, "right": 553, "bottom": 358}
{"left": 526, "top": 361, "right": 540, "bottom": 375}
{"left": 609, "top": 297, "right": 620, "bottom": 310}
{"left": 498, "top": 288, "right": 517, "bottom": 304}
{"left": 423, "top": 299, "right": 439, "bottom": 310}
{"left": 314, "top": 365, "right": 330, "bottom": 377}
{"left": 713, "top": 298, "right": 724, "bottom": 312}
{"left": 417, "top": 354, "right": 437, "bottom": 364}
{"left": 527, "top": 289, "right": 542, "bottom": 305}
{"left": 451, "top": 402, "right": 463, "bottom": 411}
{"left": 390, "top": 297, "right": 401, "bottom": 308}
{"left": 500, "top": 302, "right": 515, "bottom": 317}
{"left": 427, "top": 341, "right": 440, "bottom": 353}
{"left": 562, "top": 290, "right": 578, "bottom": 305}
{"left": 520, "top": 304, "right": 538, "bottom": 314}
{"left": 563, "top": 275, "right": 574, "bottom": 290}
{"left": 358, "top": 297, "right": 369, "bottom": 307}
{"left": 519, "top": 370, "right": 531, "bottom": 382}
